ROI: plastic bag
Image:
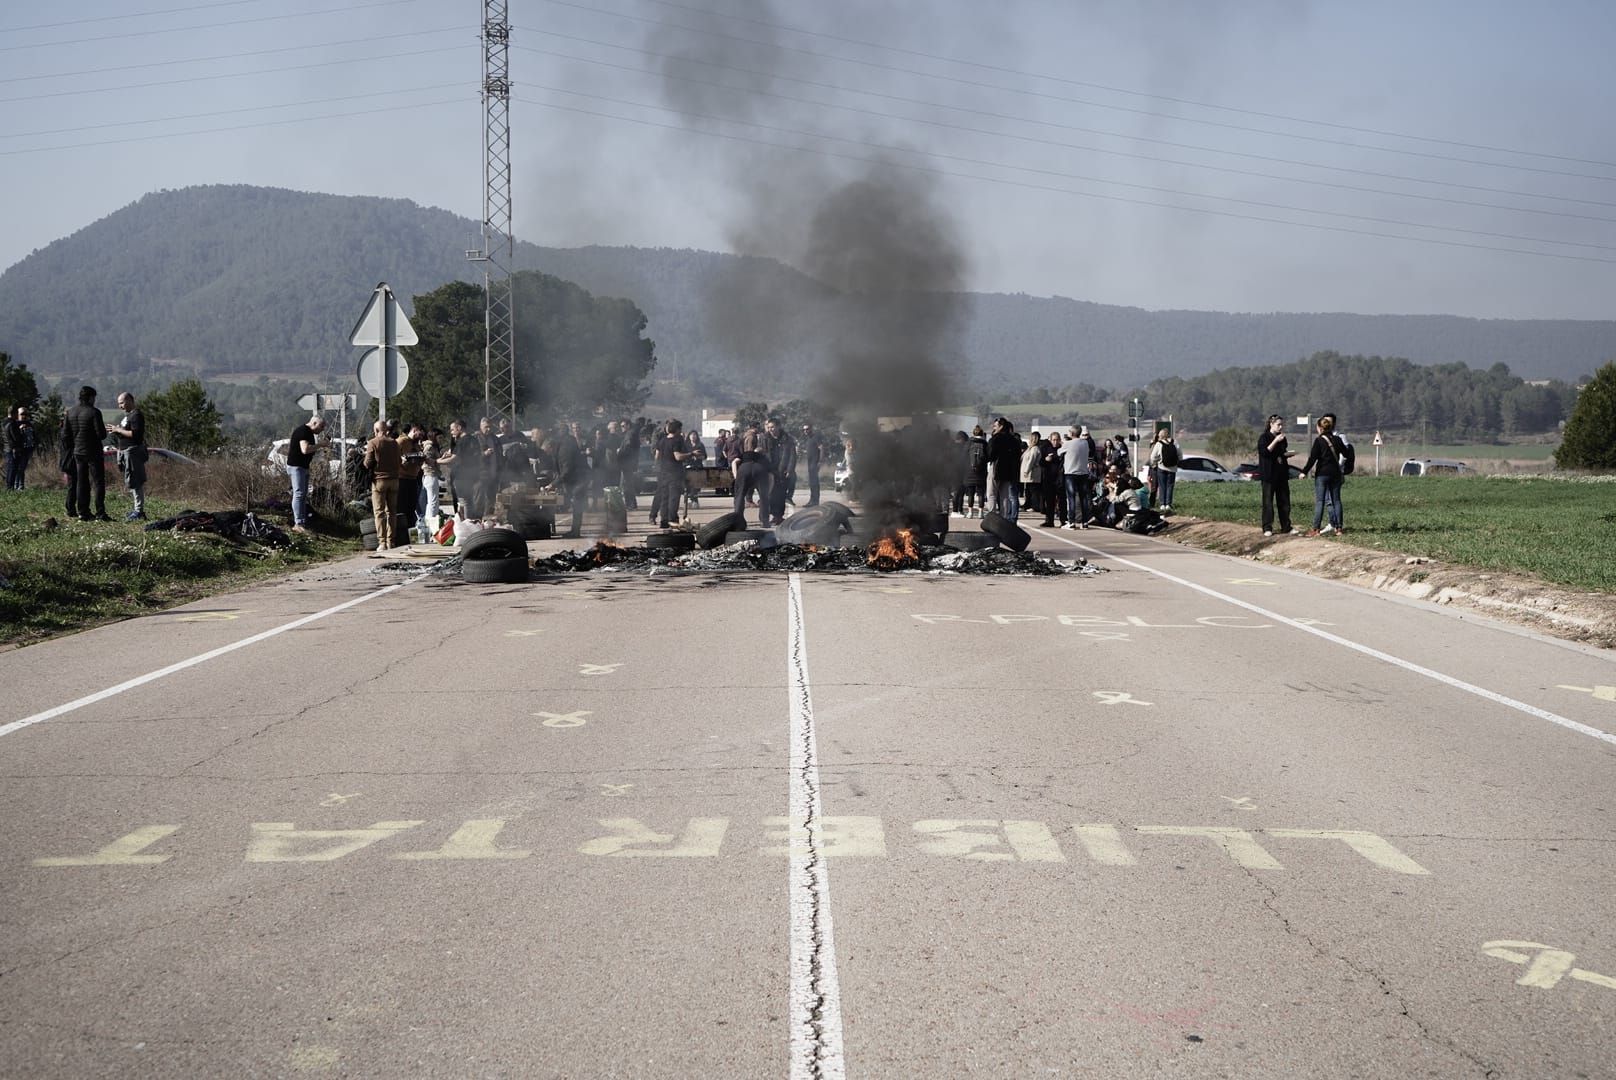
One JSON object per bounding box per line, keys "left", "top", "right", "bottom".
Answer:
{"left": 435, "top": 518, "right": 455, "bottom": 545}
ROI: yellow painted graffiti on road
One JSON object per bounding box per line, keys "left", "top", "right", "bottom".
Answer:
{"left": 1483, "top": 941, "right": 1616, "bottom": 992}
{"left": 28, "top": 819, "right": 1431, "bottom": 875}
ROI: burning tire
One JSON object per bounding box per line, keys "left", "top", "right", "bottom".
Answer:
{"left": 775, "top": 506, "right": 842, "bottom": 546}
{"left": 461, "top": 555, "right": 530, "bottom": 584}
{"left": 698, "top": 512, "right": 744, "bottom": 549}
{"left": 459, "top": 527, "right": 529, "bottom": 562}
{"left": 980, "top": 511, "right": 1031, "bottom": 553}
{"left": 725, "top": 529, "right": 770, "bottom": 546}
{"left": 646, "top": 531, "right": 697, "bottom": 551}
{"left": 946, "top": 533, "right": 998, "bottom": 552}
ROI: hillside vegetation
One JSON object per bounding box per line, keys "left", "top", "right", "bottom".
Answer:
{"left": 3, "top": 186, "right": 1614, "bottom": 399}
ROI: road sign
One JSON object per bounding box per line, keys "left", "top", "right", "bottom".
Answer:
{"left": 297, "top": 393, "right": 318, "bottom": 411}
{"left": 1372, "top": 430, "right": 1384, "bottom": 446}
{"left": 349, "top": 283, "right": 418, "bottom": 347}
{"left": 297, "top": 393, "right": 359, "bottom": 412}
{"left": 357, "top": 347, "right": 410, "bottom": 399}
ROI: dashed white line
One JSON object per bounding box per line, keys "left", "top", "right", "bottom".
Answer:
{"left": 1032, "top": 527, "right": 1616, "bottom": 748}
{"left": 786, "top": 573, "right": 847, "bottom": 1080}
{"left": 0, "top": 574, "right": 427, "bottom": 739}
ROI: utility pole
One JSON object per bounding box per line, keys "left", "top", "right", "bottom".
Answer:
{"left": 467, "top": 0, "right": 516, "bottom": 423}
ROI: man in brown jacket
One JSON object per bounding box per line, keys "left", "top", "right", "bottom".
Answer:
{"left": 364, "top": 420, "right": 403, "bottom": 548}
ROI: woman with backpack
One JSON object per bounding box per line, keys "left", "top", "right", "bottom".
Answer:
{"left": 1148, "top": 429, "right": 1180, "bottom": 512}
{"left": 1298, "top": 414, "right": 1347, "bottom": 536}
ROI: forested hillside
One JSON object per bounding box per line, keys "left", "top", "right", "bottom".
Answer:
{"left": 2, "top": 185, "right": 1613, "bottom": 394}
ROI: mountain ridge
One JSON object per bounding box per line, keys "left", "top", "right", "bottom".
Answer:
{"left": 2, "top": 184, "right": 1612, "bottom": 392}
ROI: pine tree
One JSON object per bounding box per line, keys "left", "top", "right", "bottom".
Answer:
{"left": 1554, "top": 363, "right": 1616, "bottom": 470}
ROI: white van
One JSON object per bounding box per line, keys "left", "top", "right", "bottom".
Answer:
{"left": 1400, "top": 458, "right": 1471, "bottom": 477}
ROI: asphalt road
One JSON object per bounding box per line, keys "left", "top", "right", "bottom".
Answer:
{"left": 2, "top": 503, "right": 1613, "bottom": 1078}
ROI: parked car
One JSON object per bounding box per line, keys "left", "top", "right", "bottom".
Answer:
{"left": 1173, "top": 454, "right": 1244, "bottom": 481}
{"left": 1401, "top": 458, "right": 1471, "bottom": 476}
{"left": 265, "top": 437, "right": 356, "bottom": 479}
{"left": 1233, "top": 461, "right": 1303, "bottom": 481}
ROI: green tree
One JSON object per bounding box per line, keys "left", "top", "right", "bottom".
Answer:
{"left": 732, "top": 401, "right": 770, "bottom": 431}
{"left": 389, "top": 281, "right": 488, "bottom": 426}
{"left": 143, "top": 378, "right": 225, "bottom": 455}
{"left": 775, "top": 397, "right": 841, "bottom": 436}
{"left": 1554, "top": 362, "right": 1616, "bottom": 470}
{"left": 0, "top": 351, "right": 40, "bottom": 414}
{"left": 1207, "top": 424, "right": 1256, "bottom": 462}
{"left": 511, "top": 270, "right": 655, "bottom": 420}
{"left": 35, "top": 390, "right": 64, "bottom": 448}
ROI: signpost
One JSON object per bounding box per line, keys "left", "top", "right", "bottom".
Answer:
{"left": 1373, "top": 429, "right": 1384, "bottom": 476}
{"left": 350, "top": 283, "right": 416, "bottom": 422}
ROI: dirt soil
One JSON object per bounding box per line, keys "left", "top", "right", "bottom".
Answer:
{"left": 1167, "top": 519, "right": 1616, "bottom": 651}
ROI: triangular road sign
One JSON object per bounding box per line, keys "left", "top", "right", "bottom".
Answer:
{"left": 349, "top": 282, "right": 419, "bottom": 347}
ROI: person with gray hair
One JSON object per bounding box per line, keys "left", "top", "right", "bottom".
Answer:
{"left": 284, "top": 415, "right": 326, "bottom": 533}
{"left": 106, "top": 391, "right": 149, "bottom": 521}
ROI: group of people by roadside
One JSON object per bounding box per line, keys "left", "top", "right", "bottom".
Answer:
{"left": 949, "top": 419, "right": 1167, "bottom": 535}
{"left": 2, "top": 386, "right": 148, "bottom": 522}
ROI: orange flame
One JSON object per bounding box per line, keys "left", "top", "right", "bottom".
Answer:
{"left": 866, "top": 528, "right": 921, "bottom": 571}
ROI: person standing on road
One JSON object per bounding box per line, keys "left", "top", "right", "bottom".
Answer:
{"left": 1298, "top": 414, "right": 1345, "bottom": 536}
{"left": 3, "top": 405, "right": 36, "bottom": 491}
{"left": 731, "top": 420, "right": 771, "bottom": 527}
{"left": 1020, "top": 431, "right": 1044, "bottom": 515}
{"left": 764, "top": 417, "right": 796, "bottom": 525}
{"left": 364, "top": 420, "right": 403, "bottom": 548}
{"left": 1257, "top": 414, "right": 1294, "bottom": 536}
{"left": 65, "top": 386, "right": 110, "bottom": 522}
{"left": 395, "top": 422, "right": 424, "bottom": 544}
{"left": 800, "top": 423, "right": 823, "bottom": 506}
{"left": 1059, "top": 425, "right": 1093, "bottom": 529}
{"left": 105, "top": 391, "right": 150, "bottom": 521}
{"left": 984, "top": 417, "right": 1021, "bottom": 522}
{"left": 1040, "top": 432, "right": 1065, "bottom": 527}
{"left": 418, "top": 426, "right": 443, "bottom": 537}
{"left": 552, "top": 424, "right": 588, "bottom": 539}
{"left": 284, "top": 416, "right": 325, "bottom": 533}
{"left": 653, "top": 418, "right": 691, "bottom": 529}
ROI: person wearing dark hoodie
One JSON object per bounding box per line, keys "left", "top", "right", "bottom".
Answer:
{"left": 1298, "top": 413, "right": 1345, "bottom": 537}
{"left": 64, "top": 385, "right": 110, "bottom": 521}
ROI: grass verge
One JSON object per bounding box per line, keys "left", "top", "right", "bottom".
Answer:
{"left": 0, "top": 476, "right": 357, "bottom": 648}
{"left": 1168, "top": 474, "right": 1616, "bottom": 593}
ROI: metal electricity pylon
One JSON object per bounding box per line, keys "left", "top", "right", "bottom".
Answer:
{"left": 467, "top": 0, "right": 516, "bottom": 423}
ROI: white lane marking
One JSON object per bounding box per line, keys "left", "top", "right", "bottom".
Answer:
{"left": 0, "top": 575, "right": 427, "bottom": 739}
{"left": 786, "top": 572, "right": 847, "bottom": 1080}
{"left": 1032, "top": 527, "right": 1616, "bottom": 748}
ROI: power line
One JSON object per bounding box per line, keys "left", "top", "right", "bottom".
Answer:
{"left": 0, "top": 27, "right": 472, "bottom": 86}
{"left": 0, "top": 83, "right": 468, "bottom": 141}
{"left": 0, "top": 0, "right": 264, "bottom": 35}
{"left": 528, "top": 0, "right": 1616, "bottom": 185}
{"left": 0, "top": 45, "right": 472, "bottom": 106}
{"left": 514, "top": 39, "right": 1616, "bottom": 225}
{"left": 0, "top": 0, "right": 430, "bottom": 53}
{"left": 0, "top": 97, "right": 465, "bottom": 157}
{"left": 511, "top": 92, "right": 1616, "bottom": 266}
{"left": 632, "top": 0, "right": 1616, "bottom": 172}
{"left": 517, "top": 82, "right": 1616, "bottom": 253}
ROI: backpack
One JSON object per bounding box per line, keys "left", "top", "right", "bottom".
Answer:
{"left": 1334, "top": 435, "right": 1355, "bottom": 475}
{"left": 968, "top": 438, "right": 987, "bottom": 473}
{"left": 1160, "top": 441, "right": 1180, "bottom": 468}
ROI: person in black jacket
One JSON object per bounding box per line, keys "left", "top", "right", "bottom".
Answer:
{"left": 64, "top": 385, "right": 110, "bottom": 521}
{"left": 1297, "top": 414, "right": 1345, "bottom": 536}
{"left": 984, "top": 417, "right": 1022, "bottom": 522}
{"left": 552, "top": 425, "right": 587, "bottom": 538}
{"left": 731, "top": 420, "right": 771, "bottom": 527}
{"left": 1256, "top": 414, "right": 1294, "bottom": 536}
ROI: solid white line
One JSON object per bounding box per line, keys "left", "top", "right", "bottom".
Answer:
{"left": 0, "top": 574, "right": 426, "bottom": 740}
{"left": 1031, "top": 528, "right": 1616, "bottom": 748}
{"left": 786, "top": 573, "right": 847, "bottom": 1080}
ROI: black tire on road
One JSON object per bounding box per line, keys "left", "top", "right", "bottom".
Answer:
{"left": 946, "top": 533, "right": 998, "bottom": 552}
{"left": 698, "top": 512, "right": 745, "bottom": 549}
{"left": 646, "top": 531, "right": 696, "bottom": 551}
{"left": 980, "top": 510, "right": 1031, "bottom": 553}
{"left": 360, "top": 533, "right": 378, "bottom": 551}
{"left": 460, "top": 526, "right": 529, "bottom": 561}
{"left": 358, "top": 517, "right": 377, "bottom": 535}
{"left": 461, "top": 555, "right": 530, "bottom": 584}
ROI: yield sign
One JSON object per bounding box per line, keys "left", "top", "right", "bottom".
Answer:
{"left": 349, "top": 282, "right": 418, "bottom": 347}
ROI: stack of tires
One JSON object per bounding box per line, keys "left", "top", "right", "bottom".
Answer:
{"left": 359, "top": 516, "right": 378, "bottom": 551}
{"left": 459, "top": 527, "right": 531, "bottom": 583}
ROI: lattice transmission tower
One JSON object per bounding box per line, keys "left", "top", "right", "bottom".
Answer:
{"left": 467, "top": 0, "right": 516, "bottom": 422}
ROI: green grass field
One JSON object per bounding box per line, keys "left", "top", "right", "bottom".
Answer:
{"left": 1169, "top": 474, "right": 1616, "bottom": 592}
{"left": 0, "top": 482, "right": 355, "bottom": 646}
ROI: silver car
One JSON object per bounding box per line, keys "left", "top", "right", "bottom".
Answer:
{"left": 1172, "top": 454, "right": 1245, "bottom": 481}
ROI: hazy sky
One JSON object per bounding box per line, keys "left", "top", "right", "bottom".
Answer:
{"left": 2, "top": 0, "right": 1614, "bottom": 320}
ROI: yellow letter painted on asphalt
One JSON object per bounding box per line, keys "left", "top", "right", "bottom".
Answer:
{"left": 1070, "top": 824, "right": 1137, "bottom": 866}
{"left": 33, "top": 825, "right": 180, "bottom": 867}
{"left": 246, "top": 821, "right": 423, "bottom": 863}
{"left": 579, "top": 818, "right": 728, "bottom": 857}
{"left": 1267, "top": 829, "right": 1430, "bottom": 875}
{"left": 1136, "top": 826, "right": 1282, "bottom": 869}
{"left": 393, "top": 818, "right": 531, "bottom": 861}
{"left": 763, "top": 816, "right": 887, "bottom": 857}
{"left": 913, "top": 820, "right": 1066, "bottom": 862}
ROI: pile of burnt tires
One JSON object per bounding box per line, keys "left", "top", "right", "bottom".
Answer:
{"left": 458, "top": 527, "right": 531, "bottom": 583}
